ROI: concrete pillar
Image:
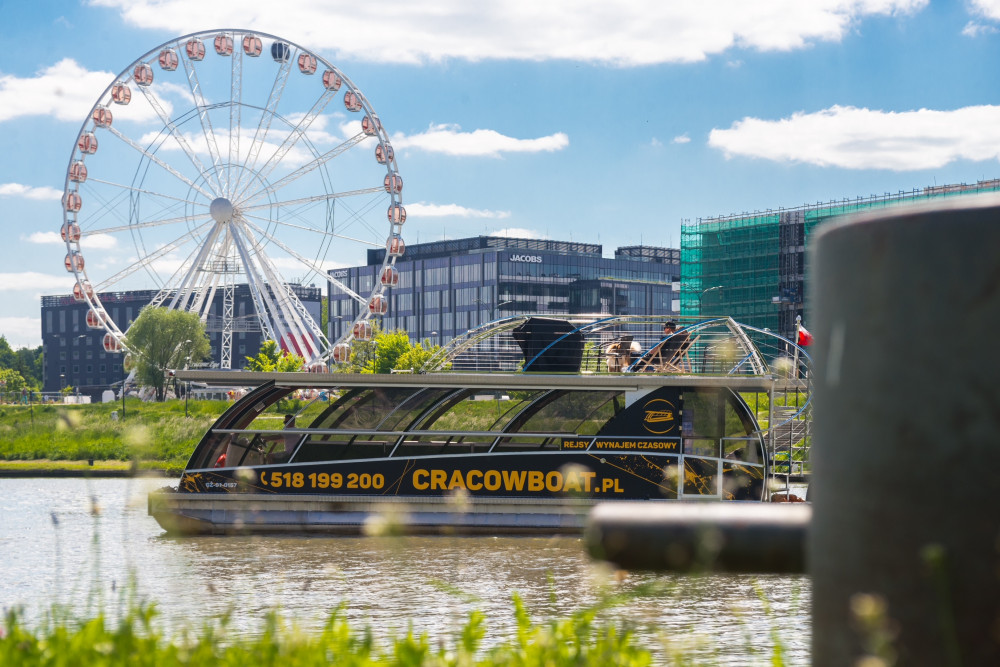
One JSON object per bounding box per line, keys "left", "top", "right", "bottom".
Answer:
{"left": 810, "top": 194, "right": 1000, "bottom": 665}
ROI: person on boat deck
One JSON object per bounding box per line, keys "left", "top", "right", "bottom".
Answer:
{"left": 660, "top": 321, "right": 690, "bottom": 359}
{"left": 268, "top": 414, "right": 298, "bottom": 464}
{"left": 215, "top": 435, "right": 251, "bottom": 468}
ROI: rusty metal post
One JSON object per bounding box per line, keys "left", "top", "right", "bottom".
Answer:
{"left": 585, "top": 502, "right": 809, "bottom": 573}
{"left": 810, "top": 195, "right": 1000, "bottom": 665}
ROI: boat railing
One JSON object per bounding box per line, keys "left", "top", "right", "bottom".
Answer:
{"left": 421, "top": 315, "right": 813, "bottom": 383}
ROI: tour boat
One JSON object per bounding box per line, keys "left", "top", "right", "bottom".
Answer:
{"left": 149, "top": 316, "right": 811, "bottom": 535}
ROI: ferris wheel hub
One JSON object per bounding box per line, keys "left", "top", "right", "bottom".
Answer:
{"left": 209, "top": 197, "right": 234, "bottom": 223}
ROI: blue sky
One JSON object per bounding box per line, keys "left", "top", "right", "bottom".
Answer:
{"left": 1, "top": 0, "right": 999, "bottom": 348}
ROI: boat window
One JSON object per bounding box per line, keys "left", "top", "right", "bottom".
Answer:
{"left": 293, "top": 433, "right": 396, "bottom": 463}
{"left": 660, "top": 460, "right": 680, "bottom": 499}
{"left": 683, "top": 457, "right": 718, "bottom": 495}
{"left": 508, "top": 390, "right": 620, "bottom": 436}
{"left": 682, "top": 388, "right": 760, "bottom": 459}
{"left": 291, "top": 392, "right": 335, "bottom": 425}
{"left": 378, "top": 388, "right": 455, "bottom": 431}
{"left": 394, "top": 435, "right": 495, "bottom": 457}
{"left": 419, "top": 390, "right": 545, "bottom": 432}
{"left": 722, "top": 461, "right": 765, "bottom": 500}
{"left": 310, "top": 388, "right": 413, "bottom": 431}
{"left": 491, "top": 435, "right": 558, "bottom": 452}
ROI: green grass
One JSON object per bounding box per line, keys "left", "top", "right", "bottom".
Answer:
{"left": 1, "top": 592, "right": 661, "bottom": 667}
{"left": 0, "top": 400, "right": 231, "bottom": 472}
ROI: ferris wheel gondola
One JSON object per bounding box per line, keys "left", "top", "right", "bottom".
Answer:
{"left": 61, "top": 29, "right": 404, "bottom": 368}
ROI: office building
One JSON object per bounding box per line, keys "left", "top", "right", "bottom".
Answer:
{"left": 41, "top": 284, "right": 322, "bottom": 398}
{"left": 328, "top": 236, "right": 680, "bottom": 344}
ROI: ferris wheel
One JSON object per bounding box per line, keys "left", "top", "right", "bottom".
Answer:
{"left": 61, "top": 29, "right": 405, "bottom": 369}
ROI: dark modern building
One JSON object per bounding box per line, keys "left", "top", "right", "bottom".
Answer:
{"left": 328, "top": 236, "right": 680, "bottom": 344}
{"left": 681, "top": 179, "right": 1000, "bottom": 339}
{"left": 41, "top": 284, "right": 322, "bottom": 398}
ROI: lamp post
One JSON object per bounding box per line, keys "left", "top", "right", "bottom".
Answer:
{"left": 184, "top": 353, "right": 192, "bottom": 417}
{"left": 120, "top": 351, "right": 126, "bottom": 418}
{"left": 474, "top": 298, "right": 513, "bottom": 323}
{"left": 167, "top": 339, "right": 191, "bottom": 401}
{"left": 698, "top": 285, "right": 723, "bottom": 317}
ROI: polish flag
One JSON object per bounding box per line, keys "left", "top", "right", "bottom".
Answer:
{"left": 797, "top": 325, "right": 814, "bottom": 347}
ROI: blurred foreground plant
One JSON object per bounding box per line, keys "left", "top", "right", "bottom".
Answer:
{"left": 0, "top": 595, "right": 654, "bottom": 667}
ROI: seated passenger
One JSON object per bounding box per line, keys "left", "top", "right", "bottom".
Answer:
{"left": 659, "top": 321, "right": 690, "bottom": 361}
{"left": 268, "top": 414, "right": 298, "bottom": 464}
{"left": 604, "top": 336, "right": 640, "bottom": 372}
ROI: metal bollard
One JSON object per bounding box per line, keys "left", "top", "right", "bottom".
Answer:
{"left": 585, "top": 502, "right": 810, "bottom": 573}
{"left": 810, "top": 194, "right": 1000, "bottom": 665}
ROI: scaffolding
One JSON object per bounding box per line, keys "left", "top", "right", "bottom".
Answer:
{"left": 681, "top": 179, "right": 1000, "bottom": 337}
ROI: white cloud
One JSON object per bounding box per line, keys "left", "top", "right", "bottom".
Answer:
{"left": 137, "top": 126, "right": 317, "bottom": 167}
{"left": 392, "top": 124, "right": 568, "bottom": 157}
{"left": 0, "top": 316, "right": 42, "bottom": 349}
{"left": 24, "top": 232, "right": 65, "bottom": 245}
{"left": 671, "top": 134, "right": 691, "bottom": 145}
{"left": 493, "top": 227, "right": 548, "bottom": 239}
{"left": 969, "top": 0, "right": 1000, "bottom": 20}
{"left": 0, "top": 58, "right": 171, "bottom": 126}
{"left": 0, "top": 272, "right": 75, "bottom": 292}
{"left": 0, "top": 183, "right": 63, "bottom": 200}
{"left": 708, "top": 104, "right": 1000, "bottom": 170}
{"left": 962, "top": 21, "right": 998, "bottom": 36}
{"left": 24, "top": 231, "right": 118, "bottom": 249}
{"left": 85, "top": 0, "right": 927, "bottom": 66}
{"left": 0, "top": 59, "right": 114, "bottom": 123}
{"left": 406, "top": 202, "right": 511, "bottom": 219}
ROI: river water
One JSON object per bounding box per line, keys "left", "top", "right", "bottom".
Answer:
{"left": 0, "top": 477, "right": 810, "bottom": 664}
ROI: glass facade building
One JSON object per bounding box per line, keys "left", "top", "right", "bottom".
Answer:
{"left": 681, "top": 179, "right": 1000, "bottom": 339}
{"left": 41, "top": 284, "right": 322, "bottom": 398}
{"left": 328, "top": 236, "right": 680, "bottom": 344}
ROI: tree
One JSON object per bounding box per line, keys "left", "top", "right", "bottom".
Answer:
{"left": 244, "top": 339, "right": 305, "bottom": 372}
{"left": 123, "top": 307, "right": 211, "bottom": 401}
{"left": 0, "top": 336, "right": 14, "bottom": 369}
{"left": 0, "top": 337, "right": 43, "bottom": 389}
{"left": 364, "top": 329, "right": 412, "bottom": 374}
{"left": 331, "top": 324, "right": 445, "bottom": 374}
{"left": 394, "top": 339, "right": 444, "bottom": 373}
{"left": 0, "top": 368, "right": 26, "bottom": 400}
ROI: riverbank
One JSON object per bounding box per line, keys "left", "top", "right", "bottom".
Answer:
{"left": 0, "top": 398, "right": 232, "bottom": 470}
{"left": 0, "top": 459, "right": 172, "bottom": 477}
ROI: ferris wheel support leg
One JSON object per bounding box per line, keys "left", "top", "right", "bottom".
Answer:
{"left": 221, "top": 282, "right": 234, "bottom": 369}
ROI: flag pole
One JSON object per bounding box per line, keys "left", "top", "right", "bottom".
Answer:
{"left": 792, "top": 315, "right": 802, "bottom": 380}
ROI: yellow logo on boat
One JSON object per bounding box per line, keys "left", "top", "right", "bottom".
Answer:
{"left": 643, "top": 398, "right": 677, "bottom": 435}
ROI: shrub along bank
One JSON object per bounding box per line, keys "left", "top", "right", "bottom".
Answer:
{"left": 0, "top": 400, "right": 231, "bottom": 473}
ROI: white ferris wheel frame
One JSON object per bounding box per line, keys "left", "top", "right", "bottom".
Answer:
{"left": 61, "top": 29, "right": 405, "bottom": 369}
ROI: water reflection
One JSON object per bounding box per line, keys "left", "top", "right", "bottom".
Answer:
{"left": 0, "top": 478, "right": 809, "bottom": 664}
